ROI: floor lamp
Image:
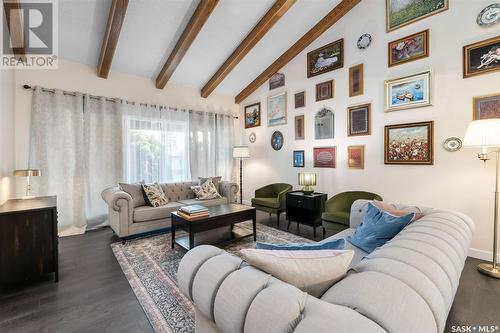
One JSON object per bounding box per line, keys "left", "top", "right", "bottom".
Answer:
{"left": 233, "top": 146, "right": 250, "bottom": 205}
{"left": 463, "top": 119, "right": 500, "bottom": 278}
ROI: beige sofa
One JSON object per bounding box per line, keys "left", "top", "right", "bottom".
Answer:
{"left": 101, "top": 180, "right": 238, "bottom": 240}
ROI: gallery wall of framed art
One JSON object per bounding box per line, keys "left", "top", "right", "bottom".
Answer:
{"left": 236, "top": 0, "right": 499, "bottom": 254}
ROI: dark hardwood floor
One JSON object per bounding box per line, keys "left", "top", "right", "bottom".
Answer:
{"left": 0, "top": 211, "right": 499, "bottom": 333}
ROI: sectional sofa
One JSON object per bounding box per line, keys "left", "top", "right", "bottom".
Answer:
{"left": 178, "top": 199, "right": 474, "bottom": 333}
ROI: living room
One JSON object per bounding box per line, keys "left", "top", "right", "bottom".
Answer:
{"left": 1, "top": 0, "right": 499, "bottom": 332}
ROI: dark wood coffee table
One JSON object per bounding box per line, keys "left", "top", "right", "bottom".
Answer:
{"left": 171, "top": 204, "right": 257, "bottom": 250}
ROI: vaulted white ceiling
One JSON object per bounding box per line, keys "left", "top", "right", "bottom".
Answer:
{"left": 58, "top": 0, "right": 341, "bottom": 97}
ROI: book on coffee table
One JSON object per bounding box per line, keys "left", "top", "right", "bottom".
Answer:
{"left": 179, "top": 205, "right": 208, "bottom": 215}
{"left": 177, "top": 211, "right": 209, "bottom": 220}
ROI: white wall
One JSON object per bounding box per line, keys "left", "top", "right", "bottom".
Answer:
{"left": 0, "top": 69, "right": 16, "bottom": 205}
{"left": 14, "top": 58, "right": 239, "bottom": 195}
{"left": 237, "top": 0, "right": 500, "bottom": 258}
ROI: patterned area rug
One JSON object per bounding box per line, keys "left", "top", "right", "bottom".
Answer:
{"left": 111, "top": 222, "right": 311, "bottom": 333}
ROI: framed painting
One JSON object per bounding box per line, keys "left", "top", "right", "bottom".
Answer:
{"left": 384, "top": 121, "right": 434, "bottom": 165}
{"left": 293, "top": 150, "right": 305, "bottom": 168}
{"left": 295, "top": 91, "right": 305, "bottom": 108}
{"left": 386, "top": 0, "right": 448, "bottom": 32}
{"left": 349, "top": 64, "right": 364, "bottom": 97}
{"left": 314, "top": 146, "right": 336, "bottom": 168}
{"left": 267, "top": 92, "right": 287, "bottom": 126}
{"left": 307, "top": 39, "right": 344, "bottom": 78}
{"left": 385, "top": 70, "right": 431, "bottom": 112}
{"left": 347, "top": 104, "right": 371, "bottom": 136}
{"left": 295, "top": 115, "right": 305, "bottom": 140}
{"left": 388, "top": 30, "right": 429, "bottom": 67}
{"left": 315, "top": 107, "right": 334, "bottom": 140}
{"left": 473, "top": 93, "right": 500, "bottom": 120}
{"left": 316, "top": 80, "right": 334, "bottom": 101}
{"left": 244, "top": 102, "right": 261, "bottom": 129}
{"left": 463, "top": 35, "right": 500, "bottom": 78}
{"left": 269, "top": 73, "right": 285, "bottom": 90}
{"left": 348, "top": 145, "right": 365, "bottom": 169}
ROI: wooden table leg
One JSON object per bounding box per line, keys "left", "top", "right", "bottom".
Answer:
{"left": 253, "top": 211, "right": 257, "bottom": 241}
{"left": 171, "top": 219, "right": 176, "bottom": 249}
{"left": 188, "top": 230, "right": 194, "bottom": 250}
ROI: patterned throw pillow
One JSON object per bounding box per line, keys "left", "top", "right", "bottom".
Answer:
{"left": 191, "top": 179, "right": 222, "bottom": 200}
{"left": 142, "top": 183, "right": 169, "bottom": 207}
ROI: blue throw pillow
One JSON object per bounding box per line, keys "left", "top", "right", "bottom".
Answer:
{"left": 256, "top": 238, "right": 345, "bottom": 251}
{"left": 347, "top": 202, "right": 414, "bottom": 253}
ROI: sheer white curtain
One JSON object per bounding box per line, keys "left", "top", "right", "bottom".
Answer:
{"left": 122, "top": 104, "right": 190, "bottom": 183}
{"left": 29, "top": 87, "right": 86, "bottom": 236}
{"left": 189, "top": 111, "right": 234, "bottom": 181}
{"left": 83, "top": 95, "right": 123, "bottom": 229}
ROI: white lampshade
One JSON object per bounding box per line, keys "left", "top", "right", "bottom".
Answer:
{"left": 298, "top": 172, "right": 316, "bottom": 186}
{"left": 463, "top": 119, "right": 500, "bottom": 148}
{"left": 233, "top": 145, "right": 250, "bottom": 158}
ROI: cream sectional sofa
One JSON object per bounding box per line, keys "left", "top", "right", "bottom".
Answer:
{"left": 102, "top": 180, "right": 238, "bottom": 240}
{"left": 178, "top": 199, "right": 475, "bottom": 333}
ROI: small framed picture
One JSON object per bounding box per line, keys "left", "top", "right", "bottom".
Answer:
{"left": 316, "top": 80, "right": 334, "bottom": 101}
{"left": 349, "top": 64, "right": 364, "bottom": 97}
{"left": 348, "top": 145, "right": 365, "bottom": 169}
{"left": 388, "top": 30, "right": 429, "bottom": 67}
{"left": 385, "top": 70, "right": 431, "bottom": 112}
{"left": 269, "top": 73, "right": 285, "bottom": 90}
{"left": 463, "top": 36, "right": 500, "bottom": 78}
{"left": 293, "top": 150, "right": 305, "bottom": 167}
{"left": 347, "top": 103, "right": 371, "bottom": 136}
{"left": 295, "top": 115, "right": 305, "bottom": 140}
{"left": 313, "top": 146, "right": 336, "bottom": 168}
{"left": 307, "top": 39, "right": 344, "bottom": 78}
{"left": 294, "top": 91, "right": 305, "bottom": 108}
{"left": 384, "top": 121, "right": 434, "bottom": 165}
{"left": 244, "top": 102, "right": 261, "bottom": 129}
{"left": 267, "top": 92, "right": 287, "bottom": 126}
{"left": 473, "top": 93, "right": 500, "bottom": 120}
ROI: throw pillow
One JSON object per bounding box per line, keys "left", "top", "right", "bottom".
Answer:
{"left": 373, "top": 200, "right": 424, "bottom": 222}
{"left": 240, "top": 249, "right": 354, "bottom": 298}
{"left": 198, "top": 176, "right": 222, "bottom": 191}
{"left": 347, "top": 202, "right": 414, "bottom": 253}
{"left": 256, "top": 238, "right": 345, "bottom": 251}
{"left": 119, "top": 181, "right": 145, "bottom": 208}
{"left": 142, "top": 183, "right": 169, "bottom": 207}
{"left": 191, "top": 179, "right": 222, "bottom": 200}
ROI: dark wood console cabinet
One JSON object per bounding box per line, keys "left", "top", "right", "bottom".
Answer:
{"left": 286, "top": 191, "right": 327, "bottom": 238}
{"left": 0, "top": 196, "right": 58, "bottom": 287}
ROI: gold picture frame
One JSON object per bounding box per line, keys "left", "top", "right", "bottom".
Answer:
{"left": 473, "top": 93, "right": 500, "bottom": 120}
{"left": 463, "top": 35, "right": 500, "bottom": 79}
{"left": 349, "top": 64, "right": 364, "bottom": 97}
{"left": 348, "top": 145, "right": 365, "bottom": 169}
{"left": 347, "top": 103, "right": 371, "bottom": 136}
{"left": 388, "top": 30, "right": 429, "bottom": 67}
{"left": 386, "top": 0, "right": 449, "bottom": 32}
{"left": 384, "top": 121, "right": 434, "bottom": 165}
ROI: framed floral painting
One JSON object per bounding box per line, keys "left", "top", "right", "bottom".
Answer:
{"left": 388, "top": 30, "right": 429, "bottom": 67}
{"left": 384, "top": 121, "right": 434, "bottom": 165}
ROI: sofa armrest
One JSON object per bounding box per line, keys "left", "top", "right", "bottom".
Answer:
{"left": 177, "top": 245, "right": 385, "bottom": 333}
{"left": 102, "top": 186, "right": 133, "bottom": 212}
{"left": 219, "top": 181, "right": 239, "bottom": 203}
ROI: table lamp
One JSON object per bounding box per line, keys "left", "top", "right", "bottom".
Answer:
{"left": 13, "top": 169, "right": 41, "bottom": 199}
{"left": 233, "top": 146, "right": 250, "bottom": 204}
{"left": 298, "top": 172, "right": 316, "bottom": 195}
{"left": 463, "top": 119, "right": 500, "bottom": 278}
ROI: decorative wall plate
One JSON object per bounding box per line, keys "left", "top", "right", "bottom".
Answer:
{"left": 443, "top": 137, "right": 462, "bottom": 152}
{"left": 271, "top": 131, "right": 284, "bottom": 151}
{"left": 357, "top": 34, "right": 372, "bottom": 49}
{"left": 477, "top": 3, "right": 500, "bottom": 26}
{"left": 249, "top": 132, "right": 256, "bottom": 143}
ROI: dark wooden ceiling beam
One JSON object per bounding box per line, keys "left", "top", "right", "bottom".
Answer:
{"left": 3, "top": 0, "right": 26, "bottom": 62}
{"left": 97, "top": 0, "right": 129, "bottom": 79}
{"left": 156, "top": 0, "right": 219, "bottom": 89}
{"left": 201, "top": 0, "right": 296, "bottom": 98}
{"left": 235, "top": 0, "right": 361, "bottom": 104}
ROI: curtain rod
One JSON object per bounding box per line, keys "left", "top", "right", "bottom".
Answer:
{"left": 22, "top": 85, "right": 238, "bottom": 119}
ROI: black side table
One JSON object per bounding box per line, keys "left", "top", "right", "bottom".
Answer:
{"left": 286, "top": 191, "right": 327, "bottom": 238}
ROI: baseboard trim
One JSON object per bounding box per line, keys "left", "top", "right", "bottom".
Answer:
{"left": 468, "top": 247, "right": 500, "bottom": 261}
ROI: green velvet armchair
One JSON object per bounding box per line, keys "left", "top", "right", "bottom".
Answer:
{"left": 322, "top": 191, "right": 383, "bottom": 237}
{"left": 251, "top": 183, "right": 293, "bottom": 227}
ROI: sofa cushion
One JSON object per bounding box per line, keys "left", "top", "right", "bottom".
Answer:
{"left": 142, "top": 183, "right": 169, "bottom": 207}
{"left": 178, "top": 197, "right": 227, "bottom": 207}
{"left": 251, "top": 197, "right": 280, "bottom": 209}
{"left": 133, "top": 202, "right": 183, "bottom": 222}
{"left": 119, "top": 181, "right": 145, "bottom": 208}
{"left": 161, "top": 181, "right": 198, "bottom": 202}
{"left": 191, "top": 179, "right": 222, "bottom": 200}
{"left": 256, "top": 238, "right": 345, "bottom": 251}
{"left": 198, "top": 176, "right": 222, "bottom": 190}
{"left": 322, "top": 211, "right": 349, "bottom": 225}
{"left": 325, "top": 228, "right": 368, "bottom": 268}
